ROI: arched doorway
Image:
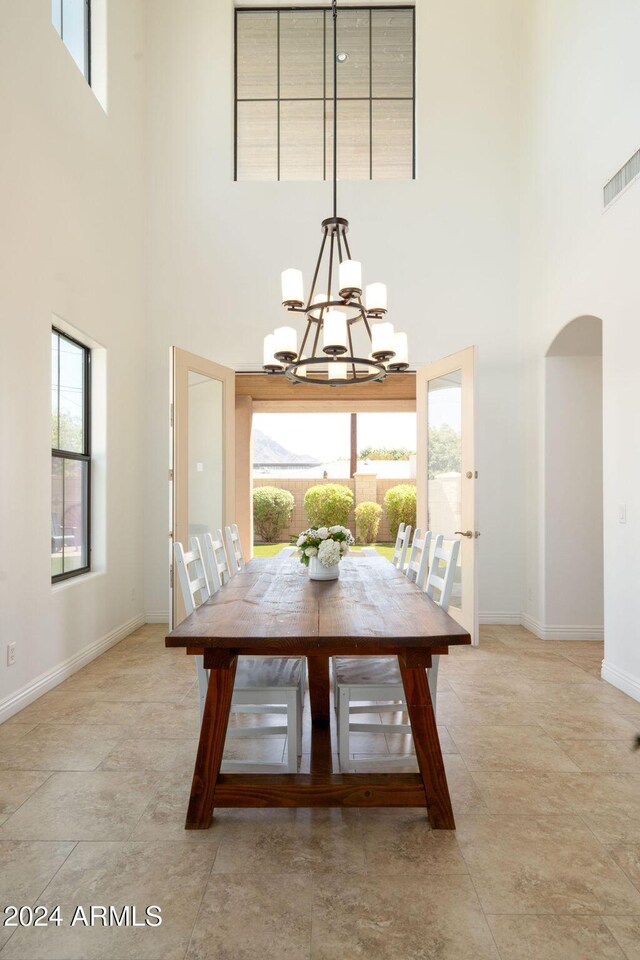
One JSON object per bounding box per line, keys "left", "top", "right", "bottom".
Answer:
{"left": 543, "top": 316, "right": 603, "bottom": 638}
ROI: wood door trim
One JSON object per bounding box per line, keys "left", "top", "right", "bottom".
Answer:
{"left": 251, "top": 399, "right": 416, "bottom": 413}
{"left": 235, "top": 371, "right": 416, "bottom": 403}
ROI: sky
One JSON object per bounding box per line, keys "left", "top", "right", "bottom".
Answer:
{"left": 254, "top": 412, "right": 417, "bottom": 461}
{"left": 254, "top": 387, "right": 462, "bottom": 462}
{"left": 52, "top": 0, "right": 87, "bottom": 77}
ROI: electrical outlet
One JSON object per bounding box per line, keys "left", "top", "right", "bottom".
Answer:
{"left": 7, "top": 643, "right": 16, "bottom": 667}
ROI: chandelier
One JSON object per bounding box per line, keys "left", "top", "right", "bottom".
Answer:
{"left": 262, "top": 0, "right": 409, "bottom": 386}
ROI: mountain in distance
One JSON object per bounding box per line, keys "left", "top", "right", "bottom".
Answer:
{"left": 253, "top": 429, "right": 322, "bottom": 466}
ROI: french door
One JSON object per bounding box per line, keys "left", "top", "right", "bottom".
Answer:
{"left": 416, "top": 347, "right": 478, "bottom": 643}
{"left": 170, "top": 348, "right": 235, "bottom": 627}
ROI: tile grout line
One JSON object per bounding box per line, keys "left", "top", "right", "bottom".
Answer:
{"left": 182, "top": 845, "right": 222, "bottom": 960}
{"left": 465, "top": 871, "right": 506, "bottom": 960}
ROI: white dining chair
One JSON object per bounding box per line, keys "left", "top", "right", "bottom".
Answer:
{"left": 224, "top": 523, "right": 245, "bottom": 576}
{"left": 202, "top": 529, "right": 232, "bottom": 591}
{"left": 391, "top": 523, "right": 412, "bottom": 573}
{"left": 333, "top": 535, "right": 460, "bottom": 772}
{"left": 360, "top": 523, "right": 407, "bottom": 560}
{"left": 405, "top": 528, "right": 432, "bottom": 590}
{"left": 174, "top": 538, "right": 303, "bottom": 772}
{"left": 275, "top": 546, "right": 296, "bottom": 558}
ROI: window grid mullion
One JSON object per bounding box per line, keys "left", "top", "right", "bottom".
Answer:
{"left": 412, "top": 4, "right": 416, "bottom": 178}
{"left": 86, "top": 0, "right": 92, "bottom": 85}
{"left": 56, "top": 330, "right": 61, "bottom": 451}
{"left": 52, "top": 450, "right": 90, "bottom": 462}
{"left": 235, "top": 5, "right": 415, "bottom": 182}
{"left": 277, "top": 9, "right": 281, "bottom": 181}
{"left": 323, "top": 8, "right": 326, "bottom": 182}
{"left": 369, "top": 10, "right": 373, "bottom": 181}
{"left": 236, "top": 97, "right": 413, "bottom": 102}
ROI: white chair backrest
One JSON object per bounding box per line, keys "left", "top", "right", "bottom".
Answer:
{"left": 202, "top": 530, "right": 231, "bottom": 592}
{"left": 425, "top": 536, "right": 460, "bottom": 612}
{"left": 405, "top": 529, "right": 432, "bottom": 591}
{"left": 392, "top": 524, "right": 412, "bottom": 572}
{"left": 174, "top": 537, "right": 211, "bottom": 616}
{"left": 224, "top": 523, "right": 245, "bottom": 576}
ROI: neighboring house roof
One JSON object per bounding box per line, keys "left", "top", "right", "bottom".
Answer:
{"left": 253, "top": 429, "right": 322, "bottom": 467}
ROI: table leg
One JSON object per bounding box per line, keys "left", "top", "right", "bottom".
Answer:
{"left": 399, "top": 657, "right": 455, "bottom": 829}
{"left": 185, "top": 652, "right": 237, "bottom": 829}
{"left": 307, "top": 655, "right": 332, "bottom": 776}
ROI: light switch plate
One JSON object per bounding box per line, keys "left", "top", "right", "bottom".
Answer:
{"left": 618, "top": 504, "right": 627, "bottom": 523}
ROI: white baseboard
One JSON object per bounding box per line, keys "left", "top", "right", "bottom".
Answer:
{"left": 601, "top": 660, "right": 640, "bottom": 702}
{"left": 0, "top": 614, "right": 145, "bottom": 724}
{"left": 145, "top": 611, "right": 169, "bottom": 624}
{"left": 520, "top": 613, "right": 604, "bottom": 641}
{"left": 479, "top": 612, "right": 522, "bottom": 625}
{"left": 472, "top": 613, "right": 604, "bottom": 636}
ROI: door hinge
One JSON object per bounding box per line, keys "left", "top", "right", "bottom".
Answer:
{"left": 170, "top": 403, "right": 174, "bottom": 427}
{"left": 169, "top": 562, "right": 173, "bottom": 587}
{"left": 168, "top": 469, "right": 173, "bottom": 481}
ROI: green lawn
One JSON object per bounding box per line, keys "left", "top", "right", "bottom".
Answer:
{"left": 253, "top": 542, "right": 395, "bottom": 561}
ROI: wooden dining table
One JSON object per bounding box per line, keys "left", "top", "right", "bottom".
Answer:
{"left": 166, "top": 555, "right": 471, "bottom": 830}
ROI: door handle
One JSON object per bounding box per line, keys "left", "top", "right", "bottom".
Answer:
{"left": 454, "top": 530, "right": 473, "bottom": 538}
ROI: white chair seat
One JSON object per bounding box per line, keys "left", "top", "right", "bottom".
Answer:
{"left": 334, "top": 656, "right": 400, "bottom": 686}
{"left": 236, "top": 656, "right": 303, "bottom": 689}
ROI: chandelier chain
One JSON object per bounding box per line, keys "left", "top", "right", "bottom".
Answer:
{"left": 263, "top": 0, "right": 409, "bottom": 385}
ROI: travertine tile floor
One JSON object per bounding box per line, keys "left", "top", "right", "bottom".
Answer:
{"left": 0, "top": 623, "right": 639, "bottom": 958}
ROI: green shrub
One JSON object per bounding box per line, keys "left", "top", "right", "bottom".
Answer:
{"left": 252, "top": 486, "right": 295, "bottom": 543}
{"left": 383, "top": 484, "right": 417, "bottom": 540}
{"left": 304, "top": 483, "right": 354, "bottom": 528}
{"left": 355, "top": 501, "right": 382, "bottom": 544}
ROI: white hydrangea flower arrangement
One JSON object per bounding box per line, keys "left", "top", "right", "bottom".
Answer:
{"left": 296, "top": 525, "right": 355, "bottom": 568}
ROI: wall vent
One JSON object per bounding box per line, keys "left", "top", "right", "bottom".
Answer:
{"left": 604, "top": 148, "right": 640, "bottom": 207}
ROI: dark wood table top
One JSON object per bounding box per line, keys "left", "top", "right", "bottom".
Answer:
{"left": 166, "top": 556, "right": 470, "bottom": 653}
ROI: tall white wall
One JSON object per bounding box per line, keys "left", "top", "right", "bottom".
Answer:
{"left": 143, "top": 0, "right": 525, "bottom": 622}
{"left": 544, "top": 354, "right": 603, "bottom": 631}
{"left": 520, "top": 1, "right": 640, "bottom": 693}
{"left": 0, "top": 1, "right": 146, "bottom": 716}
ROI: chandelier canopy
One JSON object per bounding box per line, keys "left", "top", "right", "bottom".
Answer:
{"left": 263, "top": 1, "right": 409, "bottom": 386}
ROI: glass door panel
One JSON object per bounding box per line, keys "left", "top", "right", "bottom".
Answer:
{"left": 427, "top": 370, "right": 462, "bottom": 611}
{"left": 188, "top": 373, "right": 224, "bottom": 542}
{"left": 171, "top": 349, "right": 235, "bottom": 627}
{"left": 417, "top": 347, "right": 477, "bottom": 642}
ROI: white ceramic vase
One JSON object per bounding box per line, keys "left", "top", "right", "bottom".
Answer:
{"left": 308, "top": 556, "right": 340, "bottom": 581}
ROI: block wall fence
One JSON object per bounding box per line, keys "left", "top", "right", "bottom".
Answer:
{"left": 253, "top": 474, "right": 414, "bottom": 543}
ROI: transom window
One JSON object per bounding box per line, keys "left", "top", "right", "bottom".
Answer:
{"left": 235, "top": 6, "right": 415, "bottom": 181}
{"left": 51, "top": 329, "right": 91, "bottom": 581}
{"left": 52, "top": 0, "right": 91, "bottom": 83}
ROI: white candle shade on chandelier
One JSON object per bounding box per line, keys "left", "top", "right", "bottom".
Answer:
{"left": 261, "top": 0, "right": 409, "bottom": 387}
